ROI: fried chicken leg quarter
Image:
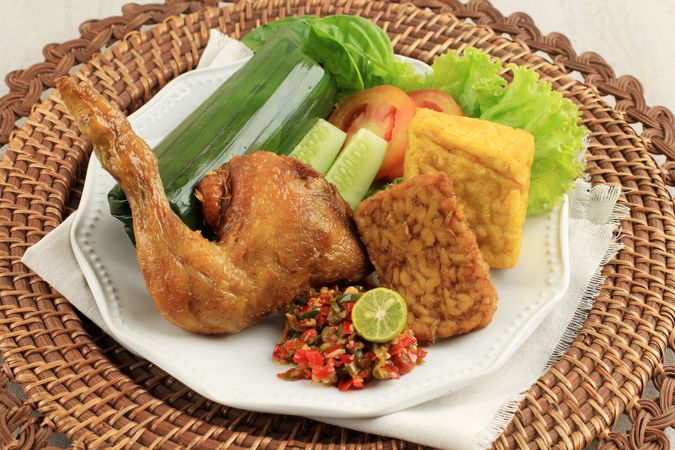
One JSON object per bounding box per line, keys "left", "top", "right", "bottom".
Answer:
{"left": 57, "top": 77, "right": 370, "bottom": 335}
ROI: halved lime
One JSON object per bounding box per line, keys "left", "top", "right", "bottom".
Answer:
{"left": 352, "top": 288, "right": 407, "bottom": 343}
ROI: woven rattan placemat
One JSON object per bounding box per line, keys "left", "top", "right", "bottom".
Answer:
{"left": 0, "top": 1, "right": 672, "bottom": 448}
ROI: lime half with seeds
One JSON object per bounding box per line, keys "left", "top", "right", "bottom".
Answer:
{"left": 352, "top": 288, "right": 408, "bottom": 343}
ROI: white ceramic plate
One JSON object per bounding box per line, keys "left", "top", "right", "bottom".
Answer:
{"left": 70, "top": 56, "right": 570, "bottom": 418}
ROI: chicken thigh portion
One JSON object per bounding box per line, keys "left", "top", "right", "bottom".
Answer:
{"left": 196, "top": 156, "right": 370, "bottom": 286}
{"left": 58, "top": 77, "right": 370, "bottom": 334}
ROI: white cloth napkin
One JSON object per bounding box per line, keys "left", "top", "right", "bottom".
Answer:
{"left": 197, "top": 29, "right": 253, "bottom": 69}
{"left": 21, "top": 31, "right": 628, "bottom": 449}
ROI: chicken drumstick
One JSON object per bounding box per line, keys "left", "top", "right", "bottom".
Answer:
{"left": 58, "top": 77, "right": 370, "bottom": 334}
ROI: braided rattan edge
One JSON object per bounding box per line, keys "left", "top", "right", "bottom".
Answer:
{"left": 0, "top": 1, "right": 672, "bottom": 449}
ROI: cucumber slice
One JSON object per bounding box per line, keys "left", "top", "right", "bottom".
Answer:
{"left": 288, "top": 119, "right": 347, "bottom": 174}
{"left": 325, "top": 128, "right": 387, "bottom": 209}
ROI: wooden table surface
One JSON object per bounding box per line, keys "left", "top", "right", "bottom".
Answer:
{"left": 0, "top": 0, "right": 672, "bottom": 447}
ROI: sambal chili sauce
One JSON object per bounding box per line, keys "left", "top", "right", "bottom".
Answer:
{"left": 273, "top": 286, "right": 427, "bottom": 391}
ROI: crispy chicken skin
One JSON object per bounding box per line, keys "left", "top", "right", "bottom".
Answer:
{"left": 57, "top": 77, "right": 370, "bottom": 335}
{"left": 196, "top": 158, "right": 369, "bottom": 286}
{"left": 354, "top": 173, "right": 497, "bottom": 342}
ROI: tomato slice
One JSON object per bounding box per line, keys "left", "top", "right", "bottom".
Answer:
{"left": 329, "top": 85, "right": 416, "bottom": 179}
{"left": 408, "top": 89, "right": 463, "bottom": 116}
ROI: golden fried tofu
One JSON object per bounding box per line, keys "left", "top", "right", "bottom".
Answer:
{"left": 354, "top": 172, "right": 497, "bottom": 342}
{"left": 404, "top": 108, "right": 534, "bottom": 268}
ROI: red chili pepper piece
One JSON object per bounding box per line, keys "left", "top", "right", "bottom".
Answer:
{"left": 301, "top": 328, "right": 318, "bottom": 341}
{"left": 312, "top": 364, "right": 335, "bottom": 382}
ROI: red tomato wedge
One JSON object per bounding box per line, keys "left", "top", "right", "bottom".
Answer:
{"left": 329, "top": 86, "right": 416, "bottom": 179}
{"left": 408, "top": 89, "right": 463, "bottom": 116}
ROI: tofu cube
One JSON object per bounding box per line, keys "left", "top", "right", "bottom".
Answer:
{"left": 404, "top": 108, "right": 535, "bottom": 268}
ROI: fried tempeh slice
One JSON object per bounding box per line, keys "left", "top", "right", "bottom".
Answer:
{"left": 354, "top": 172, "right": 497, "bottom": 342}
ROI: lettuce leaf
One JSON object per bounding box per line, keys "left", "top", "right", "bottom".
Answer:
{"left": 387, "top": 59, "right": 423, "bottom": 92}
{"left": 242, "top": 15, "right": 394, "bottom": 93}
{"left": 480, "top": 65, "right": 586, "bottom": 213}
{"left": 426, "top": 48, "right": 506, "bottom": 117}
{"left": 389, "top": 47, "right": 505, "bottom": 116}
{"left": 390, "top": 48, "right": 585, "bottom": 214}
{"left": 306, "top": 16, "right": 394, "bottom": 91}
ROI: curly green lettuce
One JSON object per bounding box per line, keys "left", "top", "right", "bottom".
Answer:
{"left": 390, "top": 47, "right": 586, "bottom": 214}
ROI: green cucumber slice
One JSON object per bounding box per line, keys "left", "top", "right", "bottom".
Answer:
{"left": 325, "top": 128, "right": 387, "bottom": 209}
{"left": 288, "top": 118, "right": 346, "bottom": 174}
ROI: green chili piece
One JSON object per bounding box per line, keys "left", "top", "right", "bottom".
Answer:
{"left": 298, "top": 308, "right": 320, "bottom": 320}
{"left": 345, "top": 362, "right": 360, "bottom": 378}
